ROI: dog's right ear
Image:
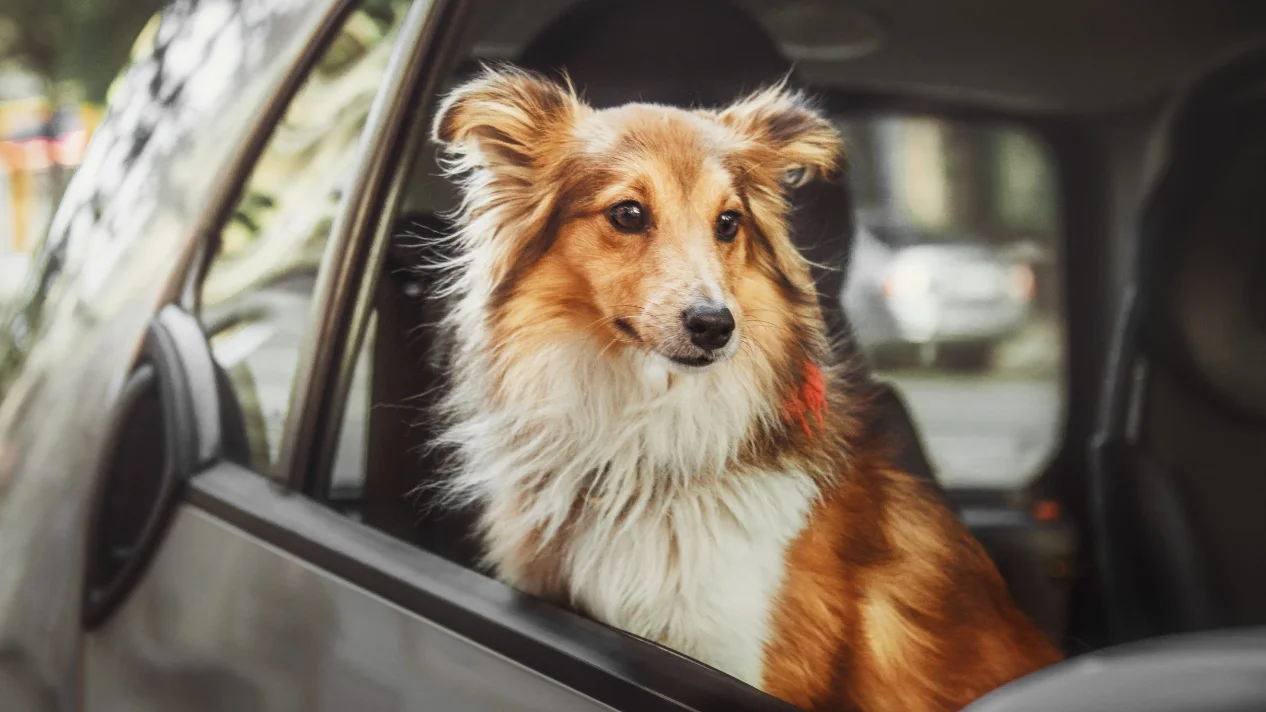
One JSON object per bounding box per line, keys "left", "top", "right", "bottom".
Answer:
{"left": 432, "top": 66, "right": 580, "bottom": 170}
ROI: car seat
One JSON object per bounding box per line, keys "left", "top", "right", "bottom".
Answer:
{"left": 1091, "top": 42, "right": 1266, "bottom": 643}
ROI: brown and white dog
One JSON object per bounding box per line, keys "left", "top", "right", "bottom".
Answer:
{"left": 429, "top": 66, "right": 1061, "bottom": 711}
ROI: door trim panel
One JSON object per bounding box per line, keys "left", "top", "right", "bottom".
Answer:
{"left": 85, "top": 506, "right": 617, "bottom": 712}
{"left": 187, "top": 463, "right": 798, "bottom": 712}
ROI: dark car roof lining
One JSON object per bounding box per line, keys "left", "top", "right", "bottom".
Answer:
{"left": 401, "top": 0, "right": 1266, "bottom": 219}
{"left": 459, "top": 0, "right": 1266, "bottom": 116}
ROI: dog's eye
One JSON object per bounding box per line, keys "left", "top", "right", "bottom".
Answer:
{"left": 607, "top": 201, "right": 649, "bottom": 233}
{"left": 715, "top": 210, "right": 742, "bottom": 242}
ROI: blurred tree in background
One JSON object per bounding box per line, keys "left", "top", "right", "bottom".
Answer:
{"left": 0, "top": 0, "right": 165, "bottom": 103}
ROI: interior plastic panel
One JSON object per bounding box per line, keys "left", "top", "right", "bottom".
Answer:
{"left": 966, "top": 628, "right": 1266, "bottom": 712}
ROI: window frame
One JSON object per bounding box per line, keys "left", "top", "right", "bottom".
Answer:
{"left": 188, "top": 461, "right": 798, "bottom": 712}
{"left": 178, "top": 0, "right": 365, "bottom": 318}
{"left": 178, "top": 0, "right": 444, "bottom": 485}
{"left": 272, "top": 0, "right": 468, "bottom": 495}
{"left": 174, "top": 0, "right": 373, "bottom": 478}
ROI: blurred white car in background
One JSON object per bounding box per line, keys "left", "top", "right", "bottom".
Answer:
{"left": 842, "top": 221, "right": 1036, "bottom": 371}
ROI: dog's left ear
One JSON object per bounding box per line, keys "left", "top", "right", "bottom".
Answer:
{"left": 430, "top": 67, "right": 584, "bottom": 286}
{"left": 714, "top": 83, "right": 842, "bottom": 189}
{"left": 432, "top": 66, "right": 581, "bottom": 171}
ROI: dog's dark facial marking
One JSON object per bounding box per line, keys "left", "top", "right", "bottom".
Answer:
{"left": 668, "top": 353, "right": 714, "bottom": 368}
{"left": 614, "top": 318, "right": 640, "bottom": 340}
{"left": 765, "top": 109, "right": 821, "bottom": 146}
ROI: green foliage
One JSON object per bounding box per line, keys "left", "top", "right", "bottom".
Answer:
{"left": 0, "top": 0, "right": 166, "bottom": 102}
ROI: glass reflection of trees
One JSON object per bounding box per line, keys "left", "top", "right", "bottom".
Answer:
{"left": 205, "top": 0, "right": 411, "bottom": 307}
{"left": 0, "top": 0, "right": 313, "bottom": 393}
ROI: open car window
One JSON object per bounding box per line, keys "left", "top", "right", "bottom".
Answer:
{"left": 838, "top": 114, "right": 1065, "bottom": 489}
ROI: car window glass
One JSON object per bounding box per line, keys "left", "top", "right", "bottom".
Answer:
{"left": 838, "top": 115, "right": 1065, "bottom": 488}
{"left": 200, "top": 0, "right": 411, "bottom": 474}
{"left": 331, "top": 312, "right": 375, "bottom": 501}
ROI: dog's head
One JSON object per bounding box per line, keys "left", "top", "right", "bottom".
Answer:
{"left": 433, "top": 67, "right": 841, "bottom": 375}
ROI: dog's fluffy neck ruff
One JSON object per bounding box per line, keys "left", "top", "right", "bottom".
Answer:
{"left": 442, "top": 313, "right": 831, "bottom": 532}
{"left": 439, "top": 294, "right": 837, "bottom": 684}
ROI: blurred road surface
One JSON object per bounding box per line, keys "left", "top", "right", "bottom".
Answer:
{"left": 884, "top": 372, "right": 1060, "bottom": 488}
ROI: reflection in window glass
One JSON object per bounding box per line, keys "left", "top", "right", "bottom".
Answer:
{"left": 200, "top": 0, "right": 410, "bottom": 474}
{"left": 331, "top": 312, "right": 374, "bottom": 493}
{"left": 838, "top": 116, "right": 1064, "bottom": 489}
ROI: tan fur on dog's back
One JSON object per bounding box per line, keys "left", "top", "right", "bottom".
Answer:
{"left": 430, "top": 65, "right": 1060, "bottom": 711}
{"left": 763, "top": 447, "right": 1062, "bottom": 711}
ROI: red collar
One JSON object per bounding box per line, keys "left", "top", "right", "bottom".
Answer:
{"left": 783, "top": 361, "right": 827, "bottom": 437}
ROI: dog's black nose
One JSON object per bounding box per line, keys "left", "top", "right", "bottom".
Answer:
{"left": 683, "top": 303, "right": 735, "bottom": 350}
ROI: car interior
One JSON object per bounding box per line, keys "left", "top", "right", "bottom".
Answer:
{"left": 357, "top": 0, "right": 1089, "bottom": 646}
{"left": 203, "top": 0, "right": 1266, "bottom": 705}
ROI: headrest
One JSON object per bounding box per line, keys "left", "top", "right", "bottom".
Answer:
{"left": 516, "top": 0, "right": 857, "bottom": 341}
{"left": 1140, "top": 43, "right": 1266, "bottom": 421}
{"left": 518, "top": 0, "right": 791, "bottom": 108}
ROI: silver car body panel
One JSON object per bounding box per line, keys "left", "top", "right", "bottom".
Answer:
{"left": 85, "top": 505, "right": 615, "bottom": 712}
{"left": 0, "top": 0, "right": 348, "bottom": 708}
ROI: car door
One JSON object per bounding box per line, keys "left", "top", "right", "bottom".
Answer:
{"left": 77, "top": 0, "right": 603, "bottom": 709}
{"left": 77, "top": 1, "right": 797, "bottom": 710}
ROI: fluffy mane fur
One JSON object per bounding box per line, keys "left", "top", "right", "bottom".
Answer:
{"left": 426, "top": 65, "right": 1060, "bottom": 711}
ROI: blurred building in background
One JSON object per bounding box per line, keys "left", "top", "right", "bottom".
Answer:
{"left": 0, "top": 0, "right": 162, "bottom": 304}
{"left": 0, "top": 92, "right": 98, "bottom": 248}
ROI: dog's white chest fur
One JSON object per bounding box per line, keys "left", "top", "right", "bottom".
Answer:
{"left": 548, "top": 472, "right": 817, "bottom": 686}
{"left": 447, "top": 345, "right": 820, "bottom": 687}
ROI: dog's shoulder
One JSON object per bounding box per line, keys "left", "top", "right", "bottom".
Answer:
{"left": 763, "top": 453, "right": 1061, "bottom": 711}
